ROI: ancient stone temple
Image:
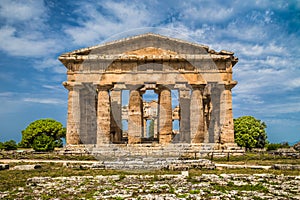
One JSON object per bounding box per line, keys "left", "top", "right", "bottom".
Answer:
{"left": 59, "top": 33, "right": 238, "bottom": 147}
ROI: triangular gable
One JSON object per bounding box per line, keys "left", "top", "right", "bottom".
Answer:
{"left": 62, "top": 33, "right": 211, "bottom": 56}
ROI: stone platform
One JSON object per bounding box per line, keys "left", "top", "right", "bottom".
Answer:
{"left": 61, "top": 143, "right": 244, "bottom": 160}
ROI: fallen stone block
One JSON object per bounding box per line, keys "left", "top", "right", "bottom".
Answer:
{"left": 11, "top": 165, "right": 41, "bottom": 170}
{"left": 0, "top": 164, "right": 9, "bottom": 170}
{"left": 273, "top": 164, "right": 300, "bottom": 170}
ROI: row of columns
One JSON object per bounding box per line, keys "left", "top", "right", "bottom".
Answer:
{"left": 65, "top": 82, "right": 235, "bottom": 145}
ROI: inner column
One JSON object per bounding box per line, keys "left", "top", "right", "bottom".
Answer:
{"left": 179, "top": 88, "right": 191, "bottom": 143}
{"left": 158, "top": 86, "right": 172, "bottom": 144}
{"left": 110, "top": 86, "right": 123, "bottom": 143}
{"left": 190, "top": 85, "right": 205, "bottom": 143}
{"left": 128, "top": 89, "right": 143, "bottom": 144}
{"left": 96, "top": 85, "right": 111, "bottom": 144}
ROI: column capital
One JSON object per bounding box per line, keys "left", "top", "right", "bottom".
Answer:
{"left": 96, "top": 84, "right": 113, "bottom": 91}
{"left": 155, "top": 85, "right": 172, "bottom": 94}
{"left": 111, "top": 82, "right": 126, "bottom": 91}
{"left": 224, "top": 81, "right": 238, "bottom": 90}
{"left": 63, "top": 81, "right": 87, "bottom": 91}
{"left": 190, "top": 84, "right": 206, "bottom": 90}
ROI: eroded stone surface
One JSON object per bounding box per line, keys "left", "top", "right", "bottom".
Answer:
{"left": 1, "top": 173, "right": 299, "bottom": 199}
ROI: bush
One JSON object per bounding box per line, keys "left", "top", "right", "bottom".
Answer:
{"left": 19, "top": 119, "right": 66, "bottom": 151}
{"left": 32, "top": 134, "right": 55, "bottom": 152}
{"left": 266, "top": 142, "right": 290, "bottom": 151}
{"left": 0, "top": 140, "right": 18, "bottom": 151}
{"left": 266, "top": 143, "right": 281, "bottom": 151}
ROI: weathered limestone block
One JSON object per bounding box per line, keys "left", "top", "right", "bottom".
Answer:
{"left": 128, "top": 90, "right": 143, "bottom": 144}
{"left": 97, "top": 87, "right": 111, "bottom": 144}
{"left": 11, "top": 165, "right": 41, "bottom": 170}
{"left": 158, "top": 87, "right": 172, "bottom": 144}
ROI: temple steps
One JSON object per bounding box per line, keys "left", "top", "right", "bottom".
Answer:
{"left": 62, "top": 143, "right": 244, "bottom": 159}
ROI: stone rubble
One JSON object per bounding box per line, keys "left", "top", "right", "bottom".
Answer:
{"left": 0, "top": 164, "right": 9, "bottom": 170}
{"left": 66, "top": 158, "right": 216, "bottom": 171}
{"left": 1, "top": 173, "right": 299, "bottom": 199}
{"left": 10, "top": 164, "right": 41, "bottom": 170}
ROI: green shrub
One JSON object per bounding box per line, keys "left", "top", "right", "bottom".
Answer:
{"left": 266, "top": 142, "right": 289, "bottom": 151}
{"left": 1, "top": 140, "right": 18, "bottom": 150}
{"left": 19, "top": 118, "right": 65, "bottom": 151}
{"left": 32, "top": 134, "right": 55, "bottom": 152}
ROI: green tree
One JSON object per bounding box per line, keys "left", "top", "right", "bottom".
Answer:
{"left": 1, "top": 140, "right": 18, "bottom": 150}
{"left": 32, "top": 134, "right": 55, "bottom": 152}
{"left": 19, "top": 119, "right": 66, "bottom": 151}
{"left": 234, "top": 116, "right": 268, "bottom": 150}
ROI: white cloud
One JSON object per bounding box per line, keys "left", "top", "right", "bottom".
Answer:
{"left": 181, "top": 2, "right": 234, "bottom": 23}
{"left": 23, "top": 97, "right": 65, "bottom": 105}
{"left": 64, "top": 1, "right": 154, "bottom": 45}
{"left": 34, "top": 58, "right": 66, "bottom": 74}
{"left": 0, "top": 26, "right": 59, "bottom": 57}
{"left": 286, "top": 78, "right": 300, "bottom": 89}
{"left": 0, "top": 92, "right": 13, "bottom": 98}
{"left": 0, "top": 0, "right": 46, "bottom": 24}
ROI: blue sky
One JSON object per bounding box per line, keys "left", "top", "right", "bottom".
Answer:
{"left": 0, "top": 0, "right": 299, "bottom": 144}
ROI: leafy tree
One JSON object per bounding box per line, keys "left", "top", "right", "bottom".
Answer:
{"left": 32, "top": 134, "right": 55, "bottom": 152}
{"left": 19, "top": 119, "right": 66, "bottom": 151}
{"left": 0, "top": 140, "right": 18, "bottom": 150}
{"left": 234, "top": 116, "right": 268, "bottom": 150}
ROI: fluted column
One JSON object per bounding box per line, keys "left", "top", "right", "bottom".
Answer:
{"left": 97, "top": 86, "right": 111, "bottom": 144}
{"left": 110, "top": 88, "right": 122, "bottom": 143}
{"left": 179, "top": 88, "right": 191, "bottom": 143}
{"left": 64, "top": 83, "right": 81, "bottom": 145}
{"left": 128, "top": 89, "right": 143, "bottom": 144}
{"left": 220, "top": 84, "right": 236, "bottom": 143}
{"left": 190, "top": 85, "right": 205, "bottom": 143}
{"left": 158, "top": 86, "right": 172, "bottom": 144}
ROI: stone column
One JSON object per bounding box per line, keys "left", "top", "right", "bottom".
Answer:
{"left": 153, "top": 118, "right": 158, "bottom": 138}
{"left": 190, "top": 85, "right": 205, "bottom": 143}
{"left": 158, "top": 86, "right": 172, "bottom": 144}
{"left": 63, "top": 82, "right": 81, "bottom": 145}
{"left": 79, "top": 83, "right": 97, "bottom": 144}
{"left": 179, "top": 88, "right": 191, "bottom": 143}
{"left": 209, "top": 85, "right": 222, "bottom": 143}
{"left": 110, "top": 87, "right": 122, "bottom": 143}
{"left": 128, "top": 89, "right": 143, "bottom": 144}
{"left": 219, "top": 84, "right": 236, "bottom": 143}
{"left": 96, "top": 86, "right": 111, "bottom": 144}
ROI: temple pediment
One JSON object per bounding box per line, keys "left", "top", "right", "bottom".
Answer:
{"left": 60, "top": 33, "right": 212, "bottom": 57}
{"left": 123, "top": 47, "right": 178, "bottom": 56}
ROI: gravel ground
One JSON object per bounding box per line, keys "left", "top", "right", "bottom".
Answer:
{"left": 1, "top": 173, "right": 299, "bottom": 199}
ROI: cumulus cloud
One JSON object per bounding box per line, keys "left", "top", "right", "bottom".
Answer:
{"left": 0, "top": 26, "right": 59, "bottom": 57}
{"left": 0, "top": 0, "right": 46, "bottom": 24}
{"left": 34, "top": 58, "right": 66, "bottom": 74}
{"left": 64, "top": 1, "right": 155, "bottom": 45}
